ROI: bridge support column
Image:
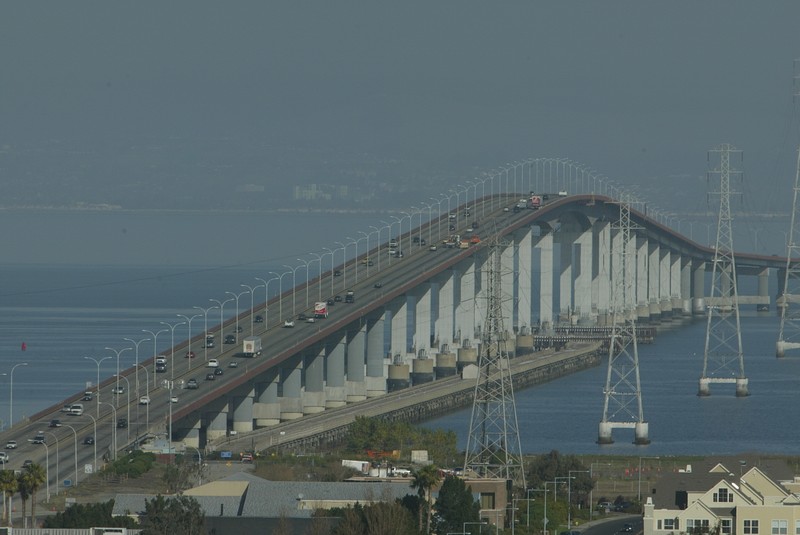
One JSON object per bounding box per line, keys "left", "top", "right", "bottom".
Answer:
{"left": 303, "top": 349, "right": 326, "bottom": 414}
{"left": 659, "top": 249, "right": 672, "bottom": 319}
{"left": 254, "top": 372, "right": 281, "bottom": 427}
{"left": 174, "top": 415, "right": 201, "bottom": 449}
{"left": 206, "top": 404, "right": 228, "bottom": 442}
{"left": 670, "top": 253, "right": 682, "bottom": 315}
{"left": 365, "top": 316, "right": 387, "bottom": 397}
{"left": 473, "top": 250, "right": 490, "bottom": 343}
{"left": 574, "top": 229, "right": 593, "bottom": 324}
{"left": 692, "top": 261, "right": 706, "bottom": 314}
{"left": 346, "top": 324, "right": 367, "bottom": 402}
{"left": 325, "top": 336, "right": 347, "bottom": 407}
{"left": 559, "top": 230, "right": 575, "bottom": 324}
{"left": 593, "top": 220, "right": 611, "bottom": 324}
{"left": 516, "top": 227, "right": 533, "bottom": 331}
{"left": 231, "top": 389, "right": 254, "bottom": 433}
{"left": 280, "top": 359, "right": 303, "bottom": 420}
{"left": 412, "top": 283, "right": 433, "bottom": 358}
{"left": 533, "top": 227, "right": 554, "bottom": 330}
{"left": 501, "top": 242, "right": 515, "bottom": 334}
{"left": 454, "top": 259, "right": 476, "bottom": 346}
{"left": 680, "top": 257, "right": 693, "bottom": 315}
{"left": 388, "top": 297, "right": 410, "bottom": 361}
{"left": 758, "top": 268, "right": 770, "bottom": 312}
{"left": 636, "top": 236, "right": 650, "bottom": 322}
{"left": 433, "top": 270, "right": 456, "bottom": 349}
{"left": 648, "top": 242, "right": 661, "bottom": 322}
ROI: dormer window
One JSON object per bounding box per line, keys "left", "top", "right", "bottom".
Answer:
{"left": 713, "top": 488, "right": 733, "bottom": 503}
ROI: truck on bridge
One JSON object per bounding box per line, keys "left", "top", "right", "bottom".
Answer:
{"left": 314, "top": 301, "right": 328, "bottom": 319}
{"left": 242, "top": 336, "right": 262, "bottom": 357}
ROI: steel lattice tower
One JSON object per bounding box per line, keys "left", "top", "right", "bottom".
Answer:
{"left": 598, "top": 193, "right": 649, "bottom": 445}
{"left": 776, "top": 148, "right": 800, "bottom": 358}
{"left": 463, "top": 239, "right": 525, "bottom": 489}
{"left": 699, "top": 144, "right": 748, "bottom": 397}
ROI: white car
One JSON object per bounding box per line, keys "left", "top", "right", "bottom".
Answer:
{"left": 138, "top": 396, "right": 150, "bottom": 405}
{"left": 305, "top": 316, "right": 316, "bottom": 323}
{"left": 4, "top": 440, "right": 16, "bottom": 450}
{"left": 170, "top": 395, "right": 178, "bottom": 403}
{"left": 207, "top": 359, "right": 219, "bottom": 368}
{"left": 283, "top": 320, "right": 295, "bottom": 328}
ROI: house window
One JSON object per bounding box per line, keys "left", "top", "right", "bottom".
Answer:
{"left": 721, "top": 519, "right": 731, "bottom": 534}
{"left": 688, "top": 519, "right": 710, "bottom": 533}
{"left": 795, "top": 521, "right": 800, "bottom": 535}
{"left": 772, "top": 520, "right": 788, "bottom": 535}
{"left": 745, "top": 520, "right": 760, "bottom": 534}
{"left": 714, "top": 488, "right": 733, "bottom": 503}
{"left": 664, "top": 518, "right": 676, "bottom": 530}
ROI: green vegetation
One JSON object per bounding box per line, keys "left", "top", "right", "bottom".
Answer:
{"left": 43, "top": 500, "right": 137, "bottom": 529}
{"left": 105, "top": 450, "right": 157, "bottom": 478}
{"left": 433, "top": 475, "right": 482, "bottom": 534}
{"left": 138, "top": 494, "right": 205, "bottom": 535}
{"left": 346, "top": 416, "right": 459, "bottom": 466}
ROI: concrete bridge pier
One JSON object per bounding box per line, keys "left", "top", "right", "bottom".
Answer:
{"left": 517, "top": 227, "right": 534, "bottom": 331}
{"left": 758, "top": 268, "right": 770, "bottom": 311}
{"left": 302, "top": 349, "right": 326, "bottom": 414}
{"left": 593, "top": 220, "right": 611, "bottom": 322}
{"left": 346, "top": 325, "right": 367, "bottom": 402}
{"left": 175, "top": 415, "right": 201, "bottom": 449}
{"left": 692, "top": 261, "right": 706, "bottom": 314}
{"left": 634, "top": 422, "right": 650, "bottom": 445}
{"left": 254, "top": 373, "right": 281, "bottom": 427}
{"left": 597, "top": 422, "right": 613, "bottom": 444}
{"left": 501, "top": 241, "right": 515, "bottom": 333}
{"left": 558, "top": 229, "right": 575, "bottom": 324}
{"left": 680, "top": 257, "right": 693, "bottom": 315}
{"left": 325, "top": 337, "right": 347, "bottom": 408}
{"left": 205, "top": 404, "right": 228, "bottom": 442}
{"left": 698, "top": 377, "right": 711, "bottom": 397}
{"left": 280, "top": 359, "right": 304, "bottom": 420}
{"left": 454, "top": 259, "right": 476, "bottom": 346}
{"left": 659, "top": 249, "right": 672, "bottom": 319}
{"left": 365, "top": 316, "right": 387, "bottom": 397}
{"left": 736, "top": 378, "right": 749, "bottom": 397}
{"left": 473, "top": 249, "right": 490, "bottom": 342}
{"left": 412, "top": 283, "right": 433, "bottom": 358}
{"left": 648, "top": 243, "right": 661, "bottom": 322}
{"left": 636, "top": 237, "right": 650, "bottom": 322}
{"left": 388, "top": 296, "right": 409, "bottom": 359}
{"left": 574, "top": 228, "right": 593, "bottom": 324}
{"left": 433, "top": 270, "right": 456, "bottom": 349}
{"left": 533, "top": 226, "right": 555, "bottom": 329}
{"left": 231, "top": 389, "right": 254, "bottom": 433}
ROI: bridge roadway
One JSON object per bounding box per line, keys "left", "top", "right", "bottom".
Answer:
{"left": 0, "top": 194, "right": 791, "bottom": 484}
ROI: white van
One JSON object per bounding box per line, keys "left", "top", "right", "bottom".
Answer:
{"left": 69, "top": 403, "right": 84, "bottom": 416}
{"left": 155, "top": 355, "right": 167, "bottom": 365}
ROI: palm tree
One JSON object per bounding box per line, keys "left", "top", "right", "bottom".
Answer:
{"left": 410, "top": 464, "right": 441, "bottom": 535}
{"left": 24, "top": 463, "right": 45, "bottom": 527}
{"left": 0, "top": 470, "right": 17, "bottom": 526}
{"left": 16, "top": 471, "right": 30, "bottom": 528}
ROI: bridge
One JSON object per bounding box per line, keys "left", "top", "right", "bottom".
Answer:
{"left": 1, "top": 172, "right": 792, "bottom": 488}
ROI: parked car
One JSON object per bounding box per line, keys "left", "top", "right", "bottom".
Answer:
{"left": 186, "top": 378, "right": 198, "bottom": 389}
{"left": 207, "top": 359, "right": 219, "bottom": 368}
{"left": 139, "top": 396, "right": 151, "bottom": 405}
{"left": 205, "top": 373, "right": 216, "bottom": 381}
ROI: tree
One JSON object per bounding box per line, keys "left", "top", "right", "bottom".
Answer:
{"left": 43, "top": 500, "right": 137, "bottom": 529}
{"left": 0, "top": 470, "right": 17, "bottom": 526}
{"left": 330, "top": 502, "right": 417, "bottom": 535}
{"left": 23, "top": 463, "right": 46, "bottom": 527}
{"left": 139, "top": 494, "right": 205, "bottom": 535}
{"left": 411, "top": 464, "right": 441, "bottom": 534}
{"left": 433, "top": 475, "right": 481, "bottom": 534}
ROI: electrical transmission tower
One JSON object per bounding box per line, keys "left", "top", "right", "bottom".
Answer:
{"left": 464, "top": 238, "right": 525, "bottom": 488}
{"left": 776, "top": 148, "right": 800, "bottom": 358}
{"left": 699, "top": 144, "right": 748, "bottom": 397}
{"left": 598, "top": 193, "right": 649, "bottom": 445}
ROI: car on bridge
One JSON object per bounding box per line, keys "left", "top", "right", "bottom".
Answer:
{"left": 283, "top": 319, "right": 295, "bottom": 328}
{"left": 205, "top": 373, "right": 216, "bottom": 381}
{"left": 139, "top": 396, "right": 150, "bottom": 405}
{"left": 4, "top": 440, "right": 16, "bottom": 450}
{"left": 117, "top": 418, "right": 127, "bottom": 428}
{"left": 207, "top": 359, "right": 219, "bottom": 368}
{"left": 49, "top": 419, "right": 61, "bottom": 428}
{"left": 185, "top": 351, "right": 196, "bottom": 359}
{"left": 224, "top": 334, "right": 236, "bottom": 344}
{"left": 186, "top": 378, "right": 198, "bottom": 389}
{"left": 374, "top": 282, "right": 383, "bottom": 288}
{"left": 32, "top": 432, "right": 45, "bottom": 444}
{"left": 214, "top": 368, "right": 224, "bottom": 376}
{"left": 254, "top": 315, "right": 264, "bottom": 323}
{"left": 83, "top": 436, "right": 94, "bottom": 445}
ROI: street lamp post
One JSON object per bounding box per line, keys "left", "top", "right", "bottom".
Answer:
{"left": 142, "top": 328, "right": 168, "bottom": 389}
{"left": 282, "top": 265, "right": 303, "bottom": 318}
{"left": 334, "top": 241, "right": 348, "bottom": 288}
{"left": 114, "top": 375, "right": 131, "bottom": 443}
{"left": 61, "top": 423, "right": 79, "bottom": 488}
{"left": 33, "top": 441, "right": 50, "bottom": 503}
{"left": 81, "top": 413, "right": 97, "bottom": 474}
{"left": 159, "top": 320, "right": 185, "bottom": 381}
{"left": 105, "top": 346, "right": 132, "bottom": 408}
{"left": 225, "top": 290, "right": 249, "bottom": 339}
{"left": 638, "top": 456, "right": 660, "bottom": 502}
{"left": 161, "top": 380, "right": 176, "bottom": 456}
{"left": 176, "top": 313, "right": 202, "bottom": 371}
{"left": 308, "top": 252, "right": 323, "bottom": 302}
{"left": 240, "top": 283, "right": 264, "bottom": 333}
{"left": 209, "top": 298, "right": 233, "bottom": 356}
{"left": 255, "top": 276, "right": 276, "bottom": 329}
{"left": 346, "top": 237, "right": 366, "bottom": 283}
{"left": 275, "top": 270, "right": 292, "bottom": 322}
{"left": 193, "top": 305, "right": 217, "bottom": 362}
{"left": 99, "top": 401, "right": 117, "bottom": 461}
{"left": 9, "top": 362, "right": 28, "bottom": 429}
{"left": 589, "top": 462, "right": 611, "bottom": 519}
{"left": 123, "top": 337, "right": 150, "bottom": 401}
{"left": 568, "top": 470, "right": 589, "bottom": 529}
{"left": 296, "top": 258, "right": 311, "bottom": 308}
{"left": 83, "top": 356, "right": 110, "bottom": 417}
{"left": 43, "top": 431, "right": 59, "bottom": 496}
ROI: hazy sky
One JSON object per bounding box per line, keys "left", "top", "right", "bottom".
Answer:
{"left": 4, "top": 2, "right": 800, "bottom": 215}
